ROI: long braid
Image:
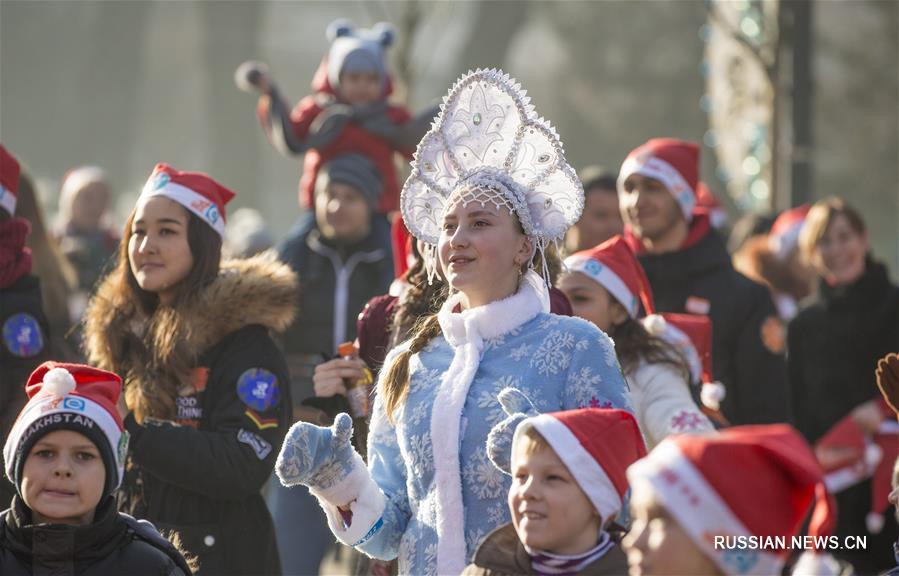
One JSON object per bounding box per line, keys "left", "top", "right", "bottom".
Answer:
{"left": 380, "top": 313, "right": 443, "bottom": 423}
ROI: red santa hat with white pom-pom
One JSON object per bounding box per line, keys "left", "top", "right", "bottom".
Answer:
{"left": 0, "top": 143, "right": 21, "bottom": 215}
{"left": 564, "top": 235, "right": 655, "bottom": 319}
{"left": 628, "top": 425, "right": 842, "bottom": 576}
{"left": 139, "top": 163, "right": 236, "bottom": 237}
{"left": 3, "top": 362, "right": 128, "bottom": 500}
{"left": 768, "top": 204, "right": 811, "bottom": 261}
{"left": 564, "top": 236, "right": 727, "bottom": 415}
{"left": 618, "top": 138, "right": 700, "bottom": 222}
{"left": 514, "top": 408, "right": 647, "bottom": 525}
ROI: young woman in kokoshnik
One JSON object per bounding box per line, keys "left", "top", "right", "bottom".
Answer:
{"left": 275, "top": 69, "right": 634, "bottom": 575}
{"left": 82, "top": 164, "right": 297, "bottom": 575}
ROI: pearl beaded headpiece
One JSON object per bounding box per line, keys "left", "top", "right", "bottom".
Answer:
{"left": 400, "top": 69, "right": 584, "bottom": 283}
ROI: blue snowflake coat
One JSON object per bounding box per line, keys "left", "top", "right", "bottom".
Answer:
{"left": 357, "top": 310, "right": 632, "bottom": 574}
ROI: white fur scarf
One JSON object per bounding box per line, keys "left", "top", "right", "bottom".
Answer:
{"left": 430, "top": 271, "right": 548, "bottom": 574}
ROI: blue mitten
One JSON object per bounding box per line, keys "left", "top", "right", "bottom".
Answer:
{"left": 486, "top": 387, "right": 540, "bottom": 475}
{"left": 276, "top": 413, "right": 361, "bottom": 499}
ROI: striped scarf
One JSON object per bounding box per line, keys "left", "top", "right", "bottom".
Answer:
{"left": 526, "top": 531, "right": 613, "bottom": 576}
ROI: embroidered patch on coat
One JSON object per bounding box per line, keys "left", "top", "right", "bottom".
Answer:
{"left": 236, "top": 368, "right": 281, "bottom": 411}
{"left": 245, "top": 408, "right": 279, "bottom": 430}
{"left": 684, "top": 296, "right": 711, "bottom": 315}
{"left": 191, "top": 367, "right": 210, "bottom": 392}
{"left": 3, "top": 313, "right": 44, "bottom": 357}
{"left": 176, "top": 395, "right": 203, "bottom": 428}
{"left": 760, "top": 315, "right": 785, "bottom": 354}
{"left": 237, "top": 428, "right": 272, "bottom": 460}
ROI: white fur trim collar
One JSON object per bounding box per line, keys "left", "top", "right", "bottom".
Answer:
{"left": 430, "top": 270, "right": 547, "bottom": 573}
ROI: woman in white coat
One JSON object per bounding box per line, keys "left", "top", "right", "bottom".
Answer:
{"left": 559, "top": 235, "right": 714, "bottom": 448}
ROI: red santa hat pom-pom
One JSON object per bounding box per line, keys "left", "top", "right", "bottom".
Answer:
{"left": 42, "top": 367, "right": 77, "bottom": 397}
{"left": 700, "top": 381, "right": 726, "bottom": 411}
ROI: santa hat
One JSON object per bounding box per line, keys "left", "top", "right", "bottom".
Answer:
{"left": 618, "top": 138, "right": 700, "bottom": 222}
{"left": 627, "top": 425, "right": 837, "bottom": 576}
{"left": 695, "top": 182, "right": 728, "bottom": 229}
{"left": 514, "top": 409, "right": 647, "bottom": 524}
{"left": 3, "top": 362, "right": 128, "bottom": 501}
{"left": 0, "top": 144, "right": 21, "bottom": 215}
{"left": 325, "top": 19, "right": 394, "bottom": 91}
{"left": 768, "top": 204, "right": 811, "bottom": 261}
{"left": 564, "top": 235, "right": 654, "bottom": 318}
{"left": 391, "top": 216, "right": 414, "bottom": 279}
{"left": 139, "top": 163, "right": 235, "bottom": 237}
{"left": 642, "top": 312, "right": 727, "bottom": 421}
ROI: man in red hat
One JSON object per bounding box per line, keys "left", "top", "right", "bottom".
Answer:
{"left": 618, "top": 138, "right": 789, "bottom": 426}
{"left": 0, "top": 144, "right": 50, "bottom": 507}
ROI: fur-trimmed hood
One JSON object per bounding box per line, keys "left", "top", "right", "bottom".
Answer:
{"left": 84, "top": 251, "right": 297, "bottom": 422}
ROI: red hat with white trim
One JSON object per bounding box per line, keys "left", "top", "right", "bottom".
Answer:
{"left": 0, "top": 144, "right": 21, "bottom": 215}
{"left": 627, "top": 424, "right": 837, "bottom": 575}
{"left": 139, "top": 163, "right": 235, "bottom": 237}
{"left": 514, "top": 408, "right": 647, "bottom": 524}
{"left": 564, "top": 235, "right": 654, "bottom": 318}
{"left": 768, "top": 204, "right": 811, "bottom": 261}
{"left": 3, "top": 362, "right": 128, "bottom": 501}
{"left": 695, "top": 181, "right": 728, "bottom": 229}
{"left": 618, "top": 138, "right": 700, "bottom": 222}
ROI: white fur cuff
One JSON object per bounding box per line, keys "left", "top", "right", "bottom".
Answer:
{"left": 316, "top": 469, "right": 387, "bottom": 547}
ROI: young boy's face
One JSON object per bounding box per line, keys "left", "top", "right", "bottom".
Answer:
{"left": 314, "top": 179, "right": 372, "bottom": 244}
{"left": 508, "top": 436, "right": 602, "bottom": 555}
{"left": 21, "top": 429, "right": 105, "bottom": 526}
{"left": 339, "top": 71, "right": 381, "bottom": 106}
{"left": 623, "top": 480, "right": 721, "bottom": 576}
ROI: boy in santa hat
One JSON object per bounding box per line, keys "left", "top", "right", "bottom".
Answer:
{"left": 464, "top": 409, "right": 647, "bottom": 575}
{"left": 0, "top": 362, "right": 192, "bottom": 574}
{"left": 624, "top": 424, "right": 848, "bottom": 576}
{"left": 618, "top": 137, "right": 789, "bottom": 426}
{"left": 0, "top": 144, "right": 51, "bottom": 508}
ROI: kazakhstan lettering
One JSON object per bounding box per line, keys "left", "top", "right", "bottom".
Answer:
{"left": 21, "top": 413, "right": 95, "bottom": 444}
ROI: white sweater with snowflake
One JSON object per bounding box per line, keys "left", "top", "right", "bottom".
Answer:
{"left": 627, "top": 361, "right": 714, "bottom": 449}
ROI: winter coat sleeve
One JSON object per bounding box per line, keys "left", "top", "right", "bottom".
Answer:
{"left": 629, "top": 363, "right": 713, "bottom": 448}
{"left": 125, "top": 326, "right": 290, "bottom": 501}
{"left": 723, "top": 286, "right": 791, "bottom": 425}
{"left": 331, "top": 347, "right": 412, "bottom": 561}
{"left": 256, "top": 90, "right": 351, "bottom": 157}
{"left": 560, "top": 320, "right": 634, "bottom": 413}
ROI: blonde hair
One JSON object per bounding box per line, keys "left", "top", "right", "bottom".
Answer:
{"left": 798, "top": 197, "right": 866, "bottom": 263}
{"left": 380, "top": 202, "right": 551, "bottom": 422}
{"left": 518, "top": 425, "right": 550, "bottom": 456}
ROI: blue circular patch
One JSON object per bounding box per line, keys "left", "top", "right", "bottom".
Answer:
{"left": 3, "top": 313, "right": 44, "bottom": 358}
{"left": 236, "top": 368, "right": 281, "bottom": 412}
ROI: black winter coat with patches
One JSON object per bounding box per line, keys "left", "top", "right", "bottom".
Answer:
{"left": 632, "top": 222, "right": 790, "bottom": 425}
{"left": 84, "top": 255, "right": 298, "bottom": 576}
{"left": 1, "top": 274, "right": 50, "bottom": 509}
{"left": 788, "top": 258, "right": 899, "bottom": 573}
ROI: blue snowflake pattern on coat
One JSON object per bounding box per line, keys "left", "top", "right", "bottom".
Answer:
{"left": 356, "top": 313, "right": 632, "bottom": 574}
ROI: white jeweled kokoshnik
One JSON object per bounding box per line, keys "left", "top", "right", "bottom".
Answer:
{"left": 400, "top": 68, "right": 585, "bottom": 284}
